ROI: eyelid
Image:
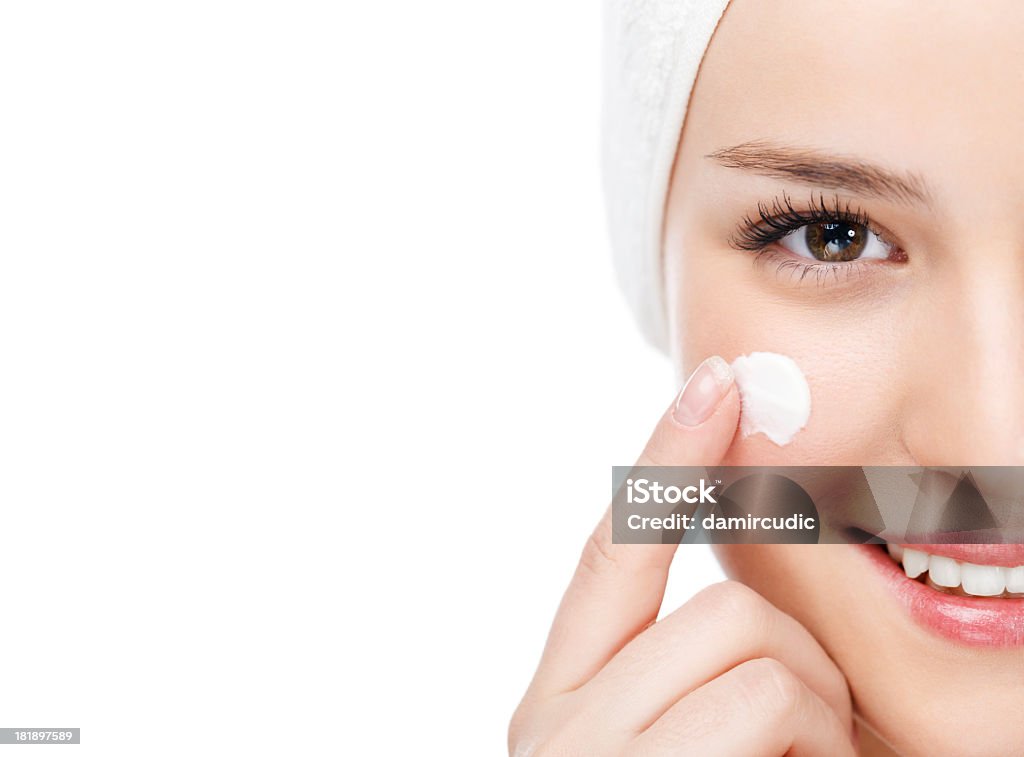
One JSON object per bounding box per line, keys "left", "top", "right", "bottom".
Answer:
{"left": 729, "top": 190, "right": 906, "bottom": 258}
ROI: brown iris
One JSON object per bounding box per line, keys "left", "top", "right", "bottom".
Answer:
{"left": 803, "top": 221, "right": 868, "bottom": 261}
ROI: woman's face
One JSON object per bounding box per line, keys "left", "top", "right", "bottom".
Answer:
{"left": 665, "top": 0, "right": 1024, "bottom": 753}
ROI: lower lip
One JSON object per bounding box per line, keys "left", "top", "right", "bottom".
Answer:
{"left": 859, "top": 544, "right": 1024, "bottom": 647}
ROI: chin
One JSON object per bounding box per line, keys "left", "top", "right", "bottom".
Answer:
{"left": 714, "top": 543, "right": 1024, "bottom": 755}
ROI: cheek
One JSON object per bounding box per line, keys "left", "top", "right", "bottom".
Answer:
{"left": 675, "top": 282, "right": 905, "bottom": 465}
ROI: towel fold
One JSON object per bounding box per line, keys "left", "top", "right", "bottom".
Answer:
{"left": 602, "top": 0, "right": 732, "bottom": 352}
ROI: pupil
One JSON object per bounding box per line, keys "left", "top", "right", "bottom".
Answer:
{"left": 823, "top": 223, "right": 852, "bottom": 252}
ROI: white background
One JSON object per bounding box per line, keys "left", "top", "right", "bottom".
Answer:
{"left": 0, "top": 2, "right": 723, "bottom": 754}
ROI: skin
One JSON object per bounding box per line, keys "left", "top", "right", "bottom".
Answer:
{"left": 510, "top": 382, "right": 858, "bottom": 755}
{"left": 511, "top": 0, "right": 1024, "bottom": 754}
{"left": 668, "top": 0, "right": 1024, "bottom": 753}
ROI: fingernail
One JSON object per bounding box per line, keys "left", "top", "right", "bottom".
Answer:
{"left": 673, "top": 356, "right": 733, "bottom": 426}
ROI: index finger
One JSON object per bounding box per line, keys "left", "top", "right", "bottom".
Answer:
{"left": 528, "top": 356, "right": 740, "bottom": 696}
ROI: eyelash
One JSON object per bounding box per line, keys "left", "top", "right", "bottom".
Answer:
{"left": 730, "top": 191, "right": 905, "bottom": 285}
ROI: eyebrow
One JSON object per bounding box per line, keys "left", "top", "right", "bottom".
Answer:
{"left": 705, "top": 140, "right": 933, "bottom": 207}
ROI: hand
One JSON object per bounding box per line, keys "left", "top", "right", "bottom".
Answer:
{"left": 509, "top": 356, "right": 856, "bottom": 756}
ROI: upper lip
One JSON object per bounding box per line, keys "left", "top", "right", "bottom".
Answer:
{"left": 897, "top": 542, "right": 1024, "bottom": 567}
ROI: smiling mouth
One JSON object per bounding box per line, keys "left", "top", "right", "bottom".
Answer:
{"left": 883, "top": 543, "right": 1024, "bottom": 599}
{"left": 860, "top": 540, "right": 1024, "bottom": 647}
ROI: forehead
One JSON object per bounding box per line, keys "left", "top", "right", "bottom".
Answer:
{"left": 684, "top": 0, "right": 1024, "bottom": 207}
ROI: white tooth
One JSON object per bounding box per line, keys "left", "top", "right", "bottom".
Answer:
{"left": 929, "top": 556, "right": 961, "bottom": 588}
{"left": 1005, "top": 566, "right": 1024, "bottom": 594}
{"left": 886, "top": 543, "right": 904, "bottom": 562}
{"left": 902, "top": 548, "right": 928, "bottom": 579}
{"left": 961, "top": 562, "right": 1006, "bottom": 596}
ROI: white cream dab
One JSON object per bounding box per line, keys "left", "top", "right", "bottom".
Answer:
{"left": 729, "top": 352, "right": 811, "bottom": 446}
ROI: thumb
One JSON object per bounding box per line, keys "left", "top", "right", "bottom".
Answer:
{"left": 529, "top": 355, "right": 741, "bottom": 695}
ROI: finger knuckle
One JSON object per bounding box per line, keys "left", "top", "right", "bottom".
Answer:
{"left": 637, "top": 433, "right": 672, "bottom": 467}
{"left": 509, "top": 723, "right": 578, "bottom": 757}
{"left": 578, "top": 528, "right": 619, "bottom": 579}
{"left": 693, "top": 580, "right": 771, "bottom": 633}
{"left": 742, "top": 657, "right": 803, "bottom": 721}
{"left": 508, "top": 697, "right": 586, "bottom": 757}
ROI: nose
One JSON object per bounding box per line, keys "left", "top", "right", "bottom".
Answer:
{"left": 901, "top": 257, "right": 1024, "bottom": 465}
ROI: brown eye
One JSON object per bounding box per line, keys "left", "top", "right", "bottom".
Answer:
{"left": 778, "top": 219, "right": 892, "bottom": 264}
{"left": 803, "top": 221, "right": 868, "bottom": 261}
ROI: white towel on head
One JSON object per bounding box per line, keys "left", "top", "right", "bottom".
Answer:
{"left": 601, "top": 0, "right": 732, "bottom": 353}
